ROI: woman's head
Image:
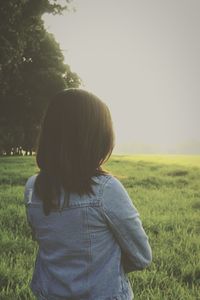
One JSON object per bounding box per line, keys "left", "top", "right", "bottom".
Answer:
{"left": 35, "top": 88, "right": 114, "bottom": 214}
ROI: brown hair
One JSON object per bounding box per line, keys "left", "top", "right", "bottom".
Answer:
{"left": 34, "top": 88, "right": 114, "bottom": 215}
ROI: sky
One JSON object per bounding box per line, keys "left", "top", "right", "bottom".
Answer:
{"left": 43, "top": 0, "right": 200, "bottom": 153}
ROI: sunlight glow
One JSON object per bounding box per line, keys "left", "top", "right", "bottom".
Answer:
{"left": 43, "top": 0, "right": 200, "bottom": 153}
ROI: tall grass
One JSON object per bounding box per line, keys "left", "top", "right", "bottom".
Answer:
{"left": 0, "top": 155, "right": 199, "bottom": 299}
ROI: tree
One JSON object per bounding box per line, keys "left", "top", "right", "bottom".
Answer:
{"left": 0, "top": 0, "right": 80, "bottom": 155}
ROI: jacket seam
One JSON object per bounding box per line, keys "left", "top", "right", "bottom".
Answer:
{"left": 85, "top": 206, "right": 92, "bottom": 299}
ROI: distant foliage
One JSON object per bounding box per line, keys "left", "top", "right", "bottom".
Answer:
{"left": 0, "top": 0, "right": 80, "bottom": 156}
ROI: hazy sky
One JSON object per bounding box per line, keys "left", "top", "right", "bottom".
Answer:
{"left": 43, "top": 0, "right": 200, "bottom": 152}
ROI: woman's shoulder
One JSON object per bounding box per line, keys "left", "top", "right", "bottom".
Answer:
{"left": 25, "top": 174, "right": 38, "bottom": 190}
{"left": 93, "top": 173, "right": 127, "bottom": 199}
{"left": 94, "top": 172, "right": 121, "bottom": 183}
{"left": 92, "top": 173, "right": 119, "bottom": 189}
{"left": 102, "top": 174, "right": 126, "bottom": 192}
{"left": 24, "top": 174, "right": 38, "bottom": 205}
{"left": 99, "top": 174, "right": 135, "bottom": 208}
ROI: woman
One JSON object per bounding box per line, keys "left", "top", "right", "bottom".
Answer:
{"left": 24, "top": 88, "right": 152, "bottom": 300}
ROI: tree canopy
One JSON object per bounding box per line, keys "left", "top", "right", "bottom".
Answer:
{"left": 0, "top": 0, "right": 80, "bottom": 155}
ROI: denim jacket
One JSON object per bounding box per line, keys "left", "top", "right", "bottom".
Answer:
{"left": 24, "top": 174, "right": 152, "bottom": 300}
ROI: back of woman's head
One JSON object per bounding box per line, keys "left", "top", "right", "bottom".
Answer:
{"left": 35, "top": 88, "right": 114, "bottom": 215}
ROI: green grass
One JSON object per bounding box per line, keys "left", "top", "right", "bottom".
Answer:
{"left": 0, "top": 155, "right": 200, "bottom": 299}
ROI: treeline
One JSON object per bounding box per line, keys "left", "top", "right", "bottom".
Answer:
{"left": 0, "top": 0, "right": 80, "bottom": 156}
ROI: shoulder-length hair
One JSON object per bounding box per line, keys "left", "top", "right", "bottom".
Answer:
{"left": 34, "top": 88, "right": 114, "bottom": 215}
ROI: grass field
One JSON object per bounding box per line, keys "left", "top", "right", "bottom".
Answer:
{"left": 0, "top": 155, "right": 200, "bottom": 299}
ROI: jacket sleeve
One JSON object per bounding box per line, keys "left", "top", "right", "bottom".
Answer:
{"left": 102, "top": 176, "right": 152, "bottom": 273}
